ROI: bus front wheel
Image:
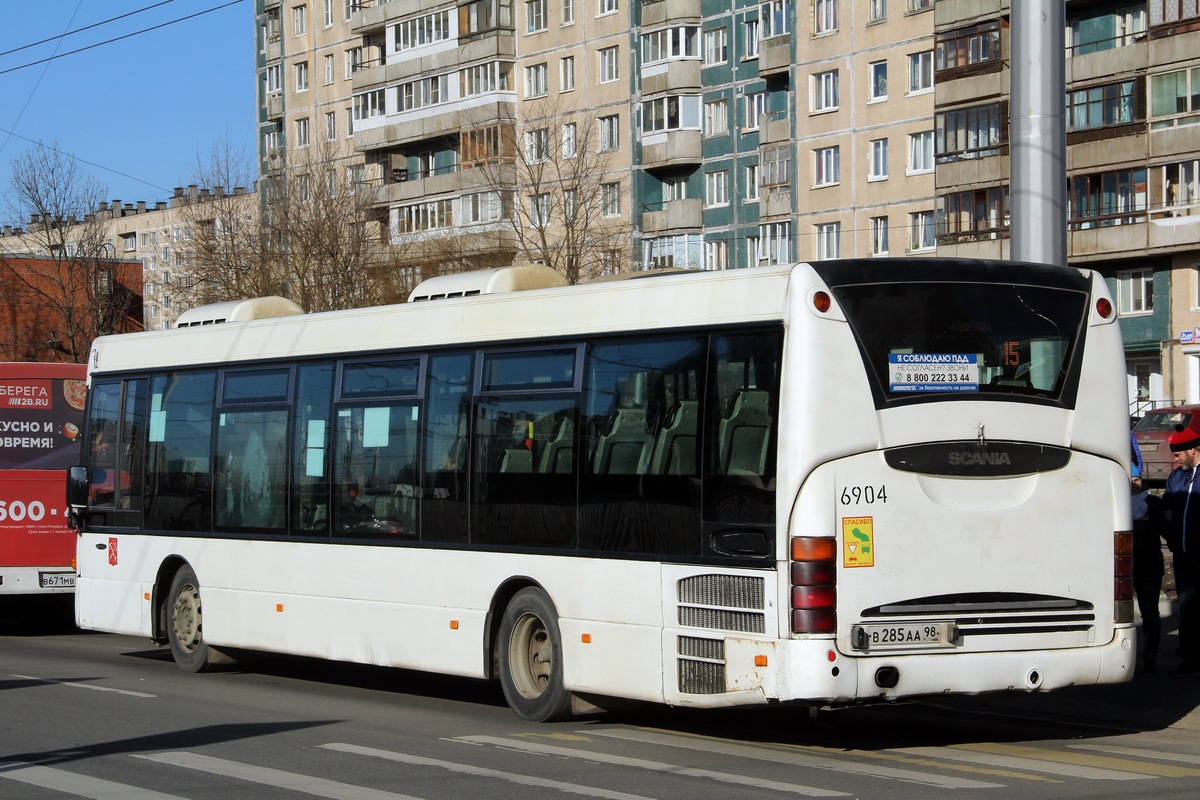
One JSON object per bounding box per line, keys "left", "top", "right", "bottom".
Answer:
{"left": 498, "top": 587, "right": 573, "bottom": 722}
{"left": 167, "top": 565, "right": 212, "bottom": 673}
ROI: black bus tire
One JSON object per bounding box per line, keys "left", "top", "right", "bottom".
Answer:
{"left": 167, "top": 564, "right": 212, "bottom": 673}
{"left": 497, "top": 587, "right": 573, "bottom": 722}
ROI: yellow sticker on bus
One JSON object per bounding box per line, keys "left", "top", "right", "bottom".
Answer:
{"left": 842, "top": 517, "right": 874, "bottom": 568}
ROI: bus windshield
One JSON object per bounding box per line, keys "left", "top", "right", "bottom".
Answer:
{"left": 832, "top": 281, "right": 1088, "bottom": 407}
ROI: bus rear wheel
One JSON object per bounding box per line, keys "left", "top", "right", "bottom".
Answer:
{"left": 167, "top": 565, "right": 213, "bottom": 673}
{"left": 498, "top": 587, "right": 573, "bottom": 722}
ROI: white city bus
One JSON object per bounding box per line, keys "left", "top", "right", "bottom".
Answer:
{"left": 68, "top": 260, "right": 1136, "bottom": 721}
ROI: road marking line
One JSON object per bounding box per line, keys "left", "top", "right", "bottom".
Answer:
{"left": 966, "top": 742, "right": 1200, "bottom": 779}
{"left": 1071, "top": 744, "right": 1200, "bottom": 768}
{"left": 585, "top": 727, "right": 1004, "bottom": 790}
{"left": 452, "top": 735, "right": 851, "bottom": 797}
{"left": 324, "top": 742, "right": 653, "bottom": 800}
{"left": 11, "top": 673, "right": 156, "bottom": 698}
{"left": 134, "top": 752, "right": 422, "bottom": 800}
{"left": 892, "top": 746, "right": 1151, "bottom": 781}
{"left": 0, "top": 761, "right": 187, "bottom": 800}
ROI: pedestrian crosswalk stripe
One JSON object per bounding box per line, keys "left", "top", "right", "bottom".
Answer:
{"left": 134, "top": 752, "right": 422, "bottom": 800}
{"left": 1071, "top": 744, "right": 1200, "bottom": 769}
{"left": 966, "top": 742, "right": 1200, "bottom": 779}
{"left": 323, "top": 742, "right": 653, "bottom": 800}
{"left": 586, "top": 727, "right": 1004, "bottom": 790}
{"left": 0, "top": 761, "right": 187, "bottom": 800}
{"left": 453, "top": 735, "right": 851, "bottom": 797}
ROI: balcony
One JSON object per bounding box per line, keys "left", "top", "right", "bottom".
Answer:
{"left": 381, "top": 161, "right": 517, "bottom": 204}
{"left": 760, "top": 111, "right": 790, "bottom": 145}
{"left": 641, "top": 0, "right": 701, "bottom": 27}
{"left": 266, "top": 94, "right": 284, "bottom": 119}
{"left": 355, "top": 99, "right": 516, "bottom": 152}
{"left": 642, "top": 198, "right": 702, "bottom": 234}
{"left": 641, "top": 130, "right": 702, "bottom": 169}
{"left": 265, "top": 36, "right": 282, "bottom": 62}
{"left": 761, "top": 186, "right": 791, "bottom": 218}
{"left": 759, "top": 35, "right": 792, "bottom": 77}
{"left": 641, "top": 60, "right": 701, "bottom": 96}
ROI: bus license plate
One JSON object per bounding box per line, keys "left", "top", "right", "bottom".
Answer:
{"left": 862, "top": 622, "right": 948, "bottom": 649}
{"left": 39, "top": 572, "right": 75, "bottom": 589}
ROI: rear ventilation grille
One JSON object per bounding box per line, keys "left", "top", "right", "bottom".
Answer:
{"left": 677, "top": 574, "right": 766, "bottom": 633}
{"left": 678, "top": 638, "right": 726, "bottom": 695}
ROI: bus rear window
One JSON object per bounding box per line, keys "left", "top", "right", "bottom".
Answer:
{"left": 833, "top": 281, "right": 1087, "bottom": 406}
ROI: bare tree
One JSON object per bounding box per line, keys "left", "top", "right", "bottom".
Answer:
{"left": 464, "top": 97, "right": 632, "bottom": 284}
{"left": 1, "top": 143, "right": 141, "bottom": 362}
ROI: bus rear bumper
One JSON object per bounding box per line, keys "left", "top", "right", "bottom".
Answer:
{"left": 714, "top": 628, "right": 1137, "bottom": 707}
{"left": 0, "top": 567, "right": 76, "bottom": 595}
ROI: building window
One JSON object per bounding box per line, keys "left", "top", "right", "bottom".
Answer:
{"left": 704, "top": 98, "right": 728, "bottom": 136}
{"left": 936, "top": 20, "right": 1002, "bottom": 73}
{"left": 526, "top": 0, "right": 547, "bottom": 32}
{"left": 463, "top": 191, "right": 504, "bottom": 224}
{"left": 1162, "top": 160, "right": 1199, "bottom": 215}
{"left": 813, "top": 70, "right": 839, "bottom": 112}
{"left": 814, "top": 0, "right": 837, "bottom": 35}
{"left": 1067, "top": 6, "right": 1146, "bottom": 56}
{"left": 910, "top": 210, "right": 936, "bottom": 250}
{"left": 397, "top": 199, "right": 454, "bottom": 233}
{"left": 560, "top": 56, "right": 575, "bottom": 91}
{"left": 121, "top": 232, "right": 136, "bottom": 251}
{"left": 296, "top": 117, "right": 310, "bottom": 147}
{"left": 760, "top": 222, "right": 790, "bottom": 264}
{"left": 936, "top": 103, "right": 1004, "bottom": 162}
{"left": 908, "top": 130, "right": 934, "bottom": 173}
{"left": 869, "top": 61, "right": 887, "bottom": 101}
{"left": 937, "top": 187, "right": 1009, "bottom": 242}
{"left": 599, "top": 0, "right": 618, "bottom": 16}
{"left": 642, "top": 95, "right": 701, "bottom": 133}
{"left": 704, "top": 27, "right": 728, "bottom": 65}
{"left": 869, "top": 0, "right": 886, "bottom": 23}
{"left": 762, "top": 145, "right": 791, "bottom": 187}
{"left": 561, "top": 122, "right": 577, "bottom": 158}
{"left": 761, "top": 1, "right": 792, "bottom": 38}
{"left": 745, "top": 163, "right": 760, "bottom": 201}
{"left": 461, "top": 61, "right": 512, "bottom": 97}
{"left": 814, "top": 146, "right": 840, "bottom": 186}
{"left": 908, "top": 50, "right": 933, "bottom": 93}
{"left": 324, "top": 54, "right": 334, "bottom": 85}
{"left": 295, "top": 61, "right": 309, "bottom": 92}
{"left": 562, "top": 0, "right": 574, "bottom": 25}
{"left": 352, "top": 88, "right": 385, "bottom": 121}
{"left": 599, "top": 46, "right": 619, "bottom": 83}
{"left": 325, "top": 111, "right": 336, "bottom": 141}
{"left": 1067, "top": 80, "right": 1138, "bottom": 132}
{"left": 1117, "top": 269, "right": 1153, "bottom": 314}
{"left": 529, "top": 193, "right": 551, "bottom": 226}
{"left": 599, "top": 114, "right": 620, "bottom": 151}
{"left": 1150, "top": 67, "right": 1200, "bottom": 130}
{"left": 292, "top": 4, "right": 307, "bottom": 35}
{"left": 525, "top": 62, "right": 548, "bottom": 97}
{"left": 706, "top": 170, "right": 728, "bottom": 207}
{"left": 815, "top": 222, "right": 840, "bottom": 260}
{"left": 662, "top": 176, "right": 687, "bottom": 201}
{"left": 525, "top": 128, "right": 550, "bottom": 163}
{"left": 744, "top": 92, "right": 766, "bottom": 130}
{"left": 323, "top": 0, "right": 333, "bottom": 27}
{"left": 744, "top": 236, "right": 760, "bottom": 267}
{"left": 346, "top": 47, "right": 362, "bottom": 78}
{"left": 704, "top": 240, "right": 728, "bottom": 270}
{"left": 399, "top": 74, "right": 451, "bottom": 111}
{"left": 462, "top": 0, "right": 515, "bottom": 35}
{"left": 644, "top": 233, "right": 701, "bottom": 269}
{"left": 601, "top": 182, "right": 620, "bottom": 216}
{"left": 870, "top": 216, "right": 889, "bottom": 255}
{"left": 266, "top": 64, "right": 282, "bottom": 96}
{"left": 908, "top": 0, "right": 933, "bottom": 12}
{"left": 1069, "top": 169, "right": 1147, "bottom": 229}
{"left": 744, "top": 17, "right": 760, "bottom": 58}
{"left": 395, "top": 10, "right": 452, "bottom": 51}
{"left": 869, "top": 138, "right": 888, "bottom": 180}
{"left": 642, "top": 26, "right": 699, "bottom": 64}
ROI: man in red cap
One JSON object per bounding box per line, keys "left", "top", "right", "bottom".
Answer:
{"left": 1163, "top": 427, "right": 1200, "bottom": 675}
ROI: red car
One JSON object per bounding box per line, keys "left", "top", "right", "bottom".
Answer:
{"left": 1133, "top": 405, "right": 1200, "bottom": 485}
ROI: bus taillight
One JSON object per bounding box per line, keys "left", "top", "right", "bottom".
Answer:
{"left": 1114, "top": 531, "right": 1134, "bottom": 623}
{"left": 791, "top": 536, "right": 836, "bottom": 634}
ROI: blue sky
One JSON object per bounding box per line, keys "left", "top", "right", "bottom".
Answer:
{"left": 0, "top": 0, "right": 256, "bottom": 226}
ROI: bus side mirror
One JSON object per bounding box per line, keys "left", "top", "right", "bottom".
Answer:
{"left": 66, "top": 466, "right": 89, "bottom": 531}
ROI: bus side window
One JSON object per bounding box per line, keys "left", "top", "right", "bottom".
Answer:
{"left": 145, "top": 371, "right": 216, "bottom": 532}
{"left": 85, "top": 382, "right": 122, "bottom": 508}
{"left": 292, "top": 362, "right": 334, "bottom": 535}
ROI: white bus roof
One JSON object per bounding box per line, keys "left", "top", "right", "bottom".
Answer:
{"left": 90, "top": 264, "right": 797, "bottom": 374}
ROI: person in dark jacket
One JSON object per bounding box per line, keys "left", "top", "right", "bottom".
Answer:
{"left": 1162, "top": 427, "right": 1200, "bottom": 676}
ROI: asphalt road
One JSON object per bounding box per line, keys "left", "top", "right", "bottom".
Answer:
{"left": 2, "top": 601, "right": 1199, "bottom": 800}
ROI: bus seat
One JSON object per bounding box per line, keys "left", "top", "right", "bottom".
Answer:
{"left": 719, "top": 390, "right": 771, "bottom": 475}
{"left": 649, "top": 400, "right": 698, "bottom": 475}
{"left": 500, "top": 447, "right": 533, "bottom": 473}
{"left": 592, "top": 407, "right": 652, "bottom": 474}
{"left": 538, "top": 417, "right": 574, "bottom": 473}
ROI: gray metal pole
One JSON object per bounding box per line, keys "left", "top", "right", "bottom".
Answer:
{"left": 1010, "top": 0, "right": 1067, "bottom": 266}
